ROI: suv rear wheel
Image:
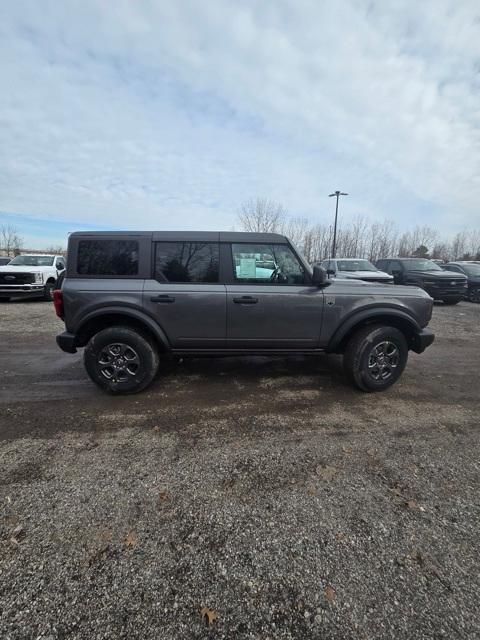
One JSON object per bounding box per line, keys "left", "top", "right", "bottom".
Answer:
{"left": 84, "top": 326, "right": 159, "bottom": 394}
{"left": 344, "top": 324, "right": 408, "bottom": 392}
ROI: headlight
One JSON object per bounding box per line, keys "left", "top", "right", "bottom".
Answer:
{"left": 34, "top": 272, "right": 43, "bottom": 283}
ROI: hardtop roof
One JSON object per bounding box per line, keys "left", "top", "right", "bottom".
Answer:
{"left": 69, "top": 231, "right": 289, "bottom": 243}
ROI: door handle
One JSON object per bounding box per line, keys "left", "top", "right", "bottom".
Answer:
{"left": 233, "top": 296, "right": 258, "bottom": 304}
{"left": 151, "top": 295, "right": 175, "bottom": 303}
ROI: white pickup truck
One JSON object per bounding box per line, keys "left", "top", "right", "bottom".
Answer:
{"left": 0, "top": 254, "right": 66, "bottom": 301}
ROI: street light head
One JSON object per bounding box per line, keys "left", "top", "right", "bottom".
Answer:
{"left": 328, "top": 193, "right": 336, "bottom": 197}
{"left": 340, "top": 192, "right": 348, "bottom": 196}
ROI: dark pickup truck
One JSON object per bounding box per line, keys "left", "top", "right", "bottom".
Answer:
{"left": 376, "top": 258, "right": 467, "bottom": 305}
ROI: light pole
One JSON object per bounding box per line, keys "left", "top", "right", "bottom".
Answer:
{"left": 328, "top": 190, "right": 348, "bottom": 258}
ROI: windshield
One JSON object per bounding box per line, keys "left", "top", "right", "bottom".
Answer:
{"left": 406, "top": 259, "right": 441, "bottom": 271}
{"left": 461, "top": 264, "right": 480, "bottom": 276}
{"left": 337, "top": 260, "right": 377, "bottom": 272}
{"left": 8, "top": 255, "right": 54, "bottom": 266}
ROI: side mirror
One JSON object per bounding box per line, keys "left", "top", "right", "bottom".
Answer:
{"left": 312, "top": 265, "right": 329, "bottom": 286}
{"left": 391, "top": 269, "right": 401, "bottom": 276}
{"left": 326, "top": 269, "right": 335, "bottom": 276}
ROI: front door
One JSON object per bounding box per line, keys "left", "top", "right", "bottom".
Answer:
{"left": 143, "top": 241, "right": 226, "bottom": 348}
{"left": 226, "top": 242, "right": 324, "bottom": 349}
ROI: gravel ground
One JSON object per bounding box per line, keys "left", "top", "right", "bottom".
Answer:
{"left": 0, "top": 299, "right": 479, "bottom": 639}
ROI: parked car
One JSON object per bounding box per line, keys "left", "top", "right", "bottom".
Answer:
{"left": 320, "top": 258, "right": 393, "bottom": 284}
{"left": 376, "top": 258, "right": 467, "bottom": 305}
{"left": 442, "top": 262, "right": 480, "bottom": 303}
{"left": 54, "top": 231, "right": 434, "bottom": 394}
{"left": 0, "top": 257, "right": 12, "bottom": 266}
{"left": 0, "top": 254, "right": 66, "bottom": 301}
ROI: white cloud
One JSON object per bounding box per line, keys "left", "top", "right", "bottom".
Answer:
{"left": 0, "top": 0, "right": 479, "bottom": 237}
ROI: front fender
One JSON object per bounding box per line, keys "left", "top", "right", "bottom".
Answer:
{"left": 326, "top": 306, "right": 421, "bottom": 353}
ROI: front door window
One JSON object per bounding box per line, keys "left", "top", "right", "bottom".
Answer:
{"left": 231, "top": 243, "right": 305, "bottom": 284}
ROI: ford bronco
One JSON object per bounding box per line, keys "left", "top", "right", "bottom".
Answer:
{"left": 55, "top": 232, "right": 434, "bottom": 393}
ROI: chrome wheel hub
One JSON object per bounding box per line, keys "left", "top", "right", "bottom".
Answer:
{"left": 98, "top": 343, "right": 140, "bottom": 382}
{"left": 367, "top": 340, "right": 400, "bottom": 381}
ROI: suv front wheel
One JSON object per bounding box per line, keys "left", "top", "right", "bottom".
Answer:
{"left": 43, "top": 282, "right": 55, "bottom": 301}
{"left": 343, "top": 324, "right": 408, "bottom": 392}
{"left": 84, "top": 326, "right": 159, "bottom": 394}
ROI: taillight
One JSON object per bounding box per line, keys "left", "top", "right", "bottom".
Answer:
{"left": 53, "top": 289, "right": 64, "bottom": 320}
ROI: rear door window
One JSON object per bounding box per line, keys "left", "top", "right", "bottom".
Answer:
{"left": 154, "top": 242, "right": 219, "bottom": 283}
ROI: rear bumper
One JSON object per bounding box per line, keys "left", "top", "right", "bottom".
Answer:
{"left": 56, "top": 331, "right": 78, "bottom": 354}
{"left": 411, "top": 328, "right": 435, "bottom": 354}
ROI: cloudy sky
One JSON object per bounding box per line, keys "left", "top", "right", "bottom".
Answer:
{"left": 1, "top": 0, "right": 479, "bottom": 248}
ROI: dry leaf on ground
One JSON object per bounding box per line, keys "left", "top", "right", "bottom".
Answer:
{"left": 123, "top": 531, "right": 137, "bottom": 548}
{"left": 9, "top": 524, "right": 25, "bottom": 544}
{"left": 404, "top": 499, "right": 424, "bottom": 511}
{"left": 200, "top": 607, "right": 218, "bottom": 627}
{"left": 324, "top": 585, "right": 336, "bottom": 602}
{"left": 315, "top": 465, "right": 337, "bottom": 481}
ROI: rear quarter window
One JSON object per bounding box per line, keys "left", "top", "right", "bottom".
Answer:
{"left": 77, "top": 240, "right": 139, "bottom": 276}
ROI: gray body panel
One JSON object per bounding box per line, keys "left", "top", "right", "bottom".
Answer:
{"left": 63, "top": 278, "right": 146, "bottom": 335}
{"left": 143, "top": 281, "right": 227, "bottom": 348}
{"left": 226, "top": 284, "right": 324, "bottom": 348}
{"left": 319, "top": 280, "right": 431, "bottom": 346}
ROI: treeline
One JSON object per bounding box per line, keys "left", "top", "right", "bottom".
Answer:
{"left": 238, "top": 198, "right": 480, "bottom": 263}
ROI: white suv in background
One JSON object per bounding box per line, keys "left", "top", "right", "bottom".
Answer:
{"left": 0, "top": 254, "right": 66, "bottom": 301}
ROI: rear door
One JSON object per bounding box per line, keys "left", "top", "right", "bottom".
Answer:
{"left": 225, "top": 242, "right": 324, "bottom": 349}
{"left": 143, "top": 240, "right": 226, "bottom": 348}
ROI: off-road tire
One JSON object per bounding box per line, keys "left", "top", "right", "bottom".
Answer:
{"left": 343, "top": 324, "right": 408, "bottom": 392}
{"left": 442, "top": 297, "right": 463, "bottom": 305}
{"left": 84, "top": 326, "right": 159, "bottom": 394}
{"left": 43, "top": 282, "right": 55, "bottom": 301}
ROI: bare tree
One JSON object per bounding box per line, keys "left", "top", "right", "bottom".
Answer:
{"left": 238, "top": 198, "right": 287, "bottom": 233}
{"left": 45, "top": 245, "right": 66, "bottom": 255}
{"left": 0, "top": 225, "right": 23, "bottom": 256}
{"left": 451, "top": 231, "right": 467, "bottom": 260}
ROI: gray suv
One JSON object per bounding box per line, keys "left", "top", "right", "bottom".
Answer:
{"left": 55, "top": 231, "right": 434, "bottom": 394}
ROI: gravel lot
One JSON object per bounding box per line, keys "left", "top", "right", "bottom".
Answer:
{"left": 0, "top": 299, "right": 479, "bottom": 639}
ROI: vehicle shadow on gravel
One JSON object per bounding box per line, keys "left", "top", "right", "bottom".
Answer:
{"left": 1, "top": 298, "right": 49, "bottom": 304}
